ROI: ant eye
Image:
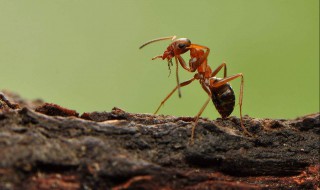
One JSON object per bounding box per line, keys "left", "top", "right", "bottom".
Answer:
{"left": 178, "top": 43, "right": 186, "bottom": 49}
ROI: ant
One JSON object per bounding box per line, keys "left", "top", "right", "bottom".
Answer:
{"left": 139, "top": 36, "right": 251, "bottom": 142}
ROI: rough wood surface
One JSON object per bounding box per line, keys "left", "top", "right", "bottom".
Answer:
{"left": 0, "top": 91, "right": 319, "bottom": 190}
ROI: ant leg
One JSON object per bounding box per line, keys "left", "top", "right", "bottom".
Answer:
{"left": 211, "top": 62, "right": 227, "bottom": 78}
{"left": 174, "top": 57, "right": 182, "bottom": 98}
{"left": 190, "top": 83, "right": 212, "bottom": 143}
{"left": 154, "top": 78, "right": 196, "bottom": 114}
{"left": 188, "top": 44, "right": 210, "bottom": 68}
{"left": 152, "top": 55, "right": 163, "bottom": 60}
{"left": 152, "top": 56, "right": 182, "bottom": 98}
{"left": 176, "top": 55, "right": 194, "bottom": 72}
{"left": 210, "top": 73, "right": 251, "bottom": 136}
{"left": 190, "top": 97, "right": 211, "bottom": 143}
{"left": 176, "top": 47, "right": 209, "bottom": 73}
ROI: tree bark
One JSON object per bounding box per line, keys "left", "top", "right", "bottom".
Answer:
{"left": 0, "top": 91, "right": 319, "bottom": 190}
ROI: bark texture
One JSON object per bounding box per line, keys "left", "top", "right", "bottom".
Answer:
{"left": 0, "top": 91, "right": 319, "bottom": 190}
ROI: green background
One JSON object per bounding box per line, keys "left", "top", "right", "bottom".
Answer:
{"left": 0, "top": 0, "right": 319, "bottom": 120}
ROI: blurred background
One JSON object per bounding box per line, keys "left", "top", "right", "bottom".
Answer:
{"left": 0, "top": 0, "right": 318, "bottom": 120}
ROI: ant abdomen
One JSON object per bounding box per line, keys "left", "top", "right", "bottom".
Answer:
{"left": 211, "top": 78, "right": 235, "bottom": 118}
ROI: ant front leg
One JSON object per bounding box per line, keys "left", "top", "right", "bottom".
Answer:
{"left": 151, "top": 55, "right": 163, "bottom": 60}
{"left": 174, "top": 57, "right": 182, "bottom": 97}
{"left": 152, "top": 55, "right": 182, "bottom": 98}
{"left": 154, "top": 77, "right": 196, "bottom": 114}
{"left": 176, "top": 45, "right": 211, "bottom": 73}
{"left": 188, "top": 44, "right": 210, "bottom": 69}
{"left": 176, "top": 54, "right": 196, "bottom": 72}
{"left": 210, "top": 73, "right": 252, "bottom": 136}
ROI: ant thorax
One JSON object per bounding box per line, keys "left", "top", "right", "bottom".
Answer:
{"left": 189, "top": 57, "right": 198, "bottom": 68}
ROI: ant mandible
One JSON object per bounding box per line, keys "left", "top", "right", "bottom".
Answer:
{"left": 139, "top": 36, "right": 251, "bottom": 142}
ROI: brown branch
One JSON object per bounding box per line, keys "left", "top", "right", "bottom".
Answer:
{"left": 0, "top": 91, "right": 319, "bottom": 190}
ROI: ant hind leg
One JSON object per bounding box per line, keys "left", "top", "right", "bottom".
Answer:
{"left": 210, "top": 73, "right": 252, "bottom": 136}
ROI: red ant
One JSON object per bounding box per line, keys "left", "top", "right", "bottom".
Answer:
{"left": 139, "top": 36, "right": 251, "bottom": 142}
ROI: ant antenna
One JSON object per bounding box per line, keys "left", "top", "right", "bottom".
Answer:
{"left": 139, "top": 36, "right": 176, "bottom": 49}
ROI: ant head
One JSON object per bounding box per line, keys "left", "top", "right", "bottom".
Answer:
{"left": 139, "top": 36, "right": 192, "bottom": 60}
{"left": 172, "top": 38, "right": 191, "bottom": 55}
